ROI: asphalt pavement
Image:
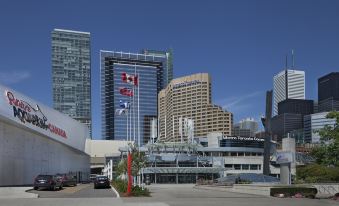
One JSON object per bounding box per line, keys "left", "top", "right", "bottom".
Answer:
{"left": 28, "top": 183, "right": 116, "bottom": 198}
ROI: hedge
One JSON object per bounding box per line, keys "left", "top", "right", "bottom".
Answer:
{"left": 270, "top": 187, "right": 317, "bottom": 198}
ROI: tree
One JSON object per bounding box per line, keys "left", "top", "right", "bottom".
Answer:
{"left": 116, "top": 143, "right": 147, "bottom": 177}
{"left": 311, "top": 111, "right": 339, "bottom": 167}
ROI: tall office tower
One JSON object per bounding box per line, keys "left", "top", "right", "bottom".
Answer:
{"left": 318, "top": 72, "right": 339, "bottom": 112}
{"left": 141, "top": 49, "right": 173, "bottom": 85}
{"left": 158, "top": 73, "right": 233, "bottom": 142}
{"left": 100, "top": 50, "right": 172, "bottom": 144}
{"left": 52, "top": 29, "right": 91, "bottom": 137}
{"left": 235, "top": 118, "right": 258, "bottom": 136}
{"left": 273, "top": 69, "right": 305, "bottom": 115}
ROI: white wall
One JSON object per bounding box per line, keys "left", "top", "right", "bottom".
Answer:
{"left": 0, "top": 120, "right": 90, "bottom": 186}
{"left": 86, "top": 140, "right": 132, "bottom": 157}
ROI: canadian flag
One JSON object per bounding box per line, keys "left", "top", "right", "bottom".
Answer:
{"left": 119, "top": 87, "right": 133, "bottom": 97}
{"left": 122, "top": 72, "right": 138, "bottom": 86}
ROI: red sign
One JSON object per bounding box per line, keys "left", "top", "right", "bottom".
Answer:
{"left": 6, "top": 91, "right": 67, "bottom": 138}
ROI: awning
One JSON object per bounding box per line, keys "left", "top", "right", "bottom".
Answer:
{"left": 142, "top": 167, "right": 226, "bottom": 174}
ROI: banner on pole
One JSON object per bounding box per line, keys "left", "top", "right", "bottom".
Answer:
{"left": 122, "top": 72, "right": 138, "bottom": 86}
{"left": 115, "top": 108, "right": 128, "bottom": 116}
{"left": 119, "top": 100, "right": 131, "bottom": 109}
{"left": 119, "top": 87, "right": 133, "bottom": 97}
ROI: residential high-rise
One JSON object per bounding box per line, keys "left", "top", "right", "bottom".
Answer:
{"left": 52, "top": 29, "right": 91, "bottom": 137}
{"left": 100, "top": 50, "right": 172, "bottom": 144}
{"left": 318, "top": 72, "right": 339, "bottom": 112}
{"left": 158, "top": 73, "right": 233, "bottom": 142}
{"left": 273, "top": 70, "right": 305, "bottom": 115}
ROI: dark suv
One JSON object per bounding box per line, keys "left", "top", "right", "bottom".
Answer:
{"left": 55, "top": 174, "right": 77, "bottom": 187}
{"left": 94, "top": 176, "right": 110, "bottom": 189}
{"left": 33, "top": 175, "right": 63, "bottom": 191}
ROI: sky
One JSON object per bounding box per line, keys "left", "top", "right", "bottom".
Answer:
{"left": 0, "top": 0, "right": 339, "bottom": 139}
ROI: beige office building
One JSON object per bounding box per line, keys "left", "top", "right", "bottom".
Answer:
{"left": 158, "top": 73, "right": 233, "bottom": 142}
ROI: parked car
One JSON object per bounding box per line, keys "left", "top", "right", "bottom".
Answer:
{"left": 33, "top": 175, "right": 63, "bottom": 191}
{"left": 55, "top": 174, "right": 77, "bottom": 187}
{"left": 94, "top": 176, "right": 110, "bottom": 189}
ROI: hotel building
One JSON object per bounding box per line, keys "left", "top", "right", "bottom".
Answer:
{"left": 158, "top": 73, "right": 233, "bottom": 142}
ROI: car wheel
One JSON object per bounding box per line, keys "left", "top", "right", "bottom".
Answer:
{"left": 59, "top": 185, "right": 63, "bottom": 190}
{"left": 33, "top": 187, "right": 38, "bottom": 190}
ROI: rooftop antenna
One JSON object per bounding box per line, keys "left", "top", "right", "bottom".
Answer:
{"left": 291, "top": 49, "right": 295, "bottom": 68}
{"left": 285, "top": 54, "right": 288, "bottom": 69}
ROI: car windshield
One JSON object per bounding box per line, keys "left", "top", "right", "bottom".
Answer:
{"left": 37, "top": 175, "right": 52, "bottom": 180}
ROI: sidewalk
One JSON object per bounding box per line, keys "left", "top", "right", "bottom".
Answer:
{"left": 0, "top": 187, "right": 38, "bottom": 199}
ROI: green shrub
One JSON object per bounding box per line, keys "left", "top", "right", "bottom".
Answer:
{"left": 297, "top": 164, "right": 339, "bottom": 183}
{"left": 132, "top": 185, "right": 150, "bottom": 197}
{"left": 270, "top": 187, "right": 317, "bottom": 197}
{"left": 111, "top": 179, "right": 150, "bottom": 197}
{"left": 111, "top": 179, "right": 128, "bottom": 193}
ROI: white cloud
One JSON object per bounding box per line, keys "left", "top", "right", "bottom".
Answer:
{"left": 217, "top": 91, "right": 263, "bottom": 113}
{"left": 0, "top": 71, "right": 31, "bottom": 85}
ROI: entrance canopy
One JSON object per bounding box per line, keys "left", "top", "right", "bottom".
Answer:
{"left": 142, "top": 167, "right": 226, "bottom": 174}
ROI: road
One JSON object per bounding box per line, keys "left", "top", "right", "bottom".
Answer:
{"left": 123, "top": 184, "right": 336, "bottom": 206}
{"left": 0, "top": 184, "right": 336, "bottom": 206}
{"left": 28, "top": 183, "right": 116, "bottom": 198}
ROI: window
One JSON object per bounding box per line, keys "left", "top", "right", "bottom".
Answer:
{"left": 234, "top": 164, "right": 241, "bottom": 170}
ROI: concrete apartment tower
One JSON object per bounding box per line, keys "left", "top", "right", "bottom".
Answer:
{"left": 52, "top": 29, "right": 91, "bottom": 137}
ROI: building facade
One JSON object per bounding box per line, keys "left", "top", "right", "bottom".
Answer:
{"left": 52, "top": 29, "right": 91, "bottom": 137}
{"left": 304, "top": 112, "right": 336, "bottom": 143}
{"left": 141, "top": 49, "right": 173, "bottom": 86}
{"left": 278, "top": 99, "right": 314, "bottom": 116}
{"left": 0, "top": 84, "right": 90, "bottom": 186}
{"left": 232, "top": 125, "right": 251, "bottom": 137}
{"left": 158, "top": 73, "right": 233, "bottom": 142}
{"left": 100, "top": 50, "right": 172, "bottom": 143}
{"left": 234, "top": 118, "right": 258, "bottom": 136}
{"left": 318, "top": 72, "right": 339, "bottom": 112}
{"left": 271, "top": 113, "right": 303, "bottom": 142}
{"left": 273, "top": 70, "right": 305, "bottom": 115}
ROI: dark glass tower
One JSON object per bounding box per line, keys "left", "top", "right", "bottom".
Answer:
{"left": 52, "top": 29, "right": 91, "bottom": 137}
{"left": 100, "top": 50, "right": 172, "bottom": 144}
{"left": 318, "top": 72, "right": 339, "bottom": 112}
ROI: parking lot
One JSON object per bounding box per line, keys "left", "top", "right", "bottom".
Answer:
{"left": 28, "top": 183, "right": 116, "bottom": 198}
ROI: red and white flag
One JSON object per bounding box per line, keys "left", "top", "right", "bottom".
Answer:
{"left": 122, "top": 72, "right": 138, "bottom": 86}
{"left": 119, "top": 87, "right": 133, "bottom": 97}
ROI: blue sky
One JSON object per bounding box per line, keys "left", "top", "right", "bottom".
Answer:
{"left": 0, "top": 0, "right": 339, "bottom": 139}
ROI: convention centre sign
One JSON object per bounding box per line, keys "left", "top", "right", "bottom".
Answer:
{"left": 0, "top": 84, "right": 88, "bottom": 152}
{"left": 224, "top": 136, "right": 265, "bottom": 142}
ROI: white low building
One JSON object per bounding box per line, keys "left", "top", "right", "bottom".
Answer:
{"left": 0, "top": 84, "right": 90, "bottom": 186}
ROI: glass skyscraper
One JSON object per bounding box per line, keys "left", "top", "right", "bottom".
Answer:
{"left": 52, "top": 29, "right": 91, "bottom": 137}
{"left": 100, "top": 50, "right": 172, "bottom": 144}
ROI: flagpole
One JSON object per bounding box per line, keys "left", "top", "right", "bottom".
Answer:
{"left": 129, "top": 96, "right": 132, "bottom": 142}
{"left": 127, "top": 110, "right": 129, "bottom": 141}
{"left": 137, "top": 72, "right": 140, "bottom": 148}
{"left": 133, "top": 65, "right": 136, "bottom": 144}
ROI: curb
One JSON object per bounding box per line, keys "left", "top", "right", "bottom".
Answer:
{"left": 110, "top": 185, "right": 120, "bottom": 198}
